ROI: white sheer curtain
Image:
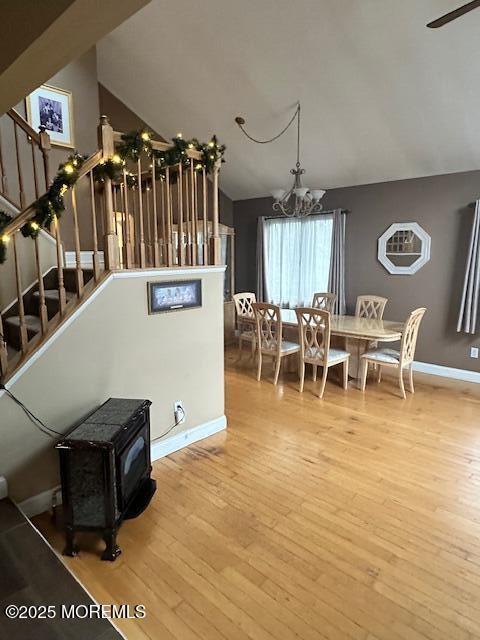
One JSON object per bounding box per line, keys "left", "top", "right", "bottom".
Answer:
{"left": 263, "top": 215, "right": 333, "bottom": 308}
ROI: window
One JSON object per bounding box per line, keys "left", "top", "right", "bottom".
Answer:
{"left": 263, "top": 215, "right": 333, "bottom": 308}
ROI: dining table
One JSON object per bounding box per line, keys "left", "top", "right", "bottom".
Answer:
{"left": 279, "top": 310, "right": 405, "bottom": 379}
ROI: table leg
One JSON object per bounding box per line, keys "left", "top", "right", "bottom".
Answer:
{"left": 344, "top": 338, "right": 371, "bottom": 380}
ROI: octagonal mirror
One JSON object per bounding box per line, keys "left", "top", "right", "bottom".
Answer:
{"left": 378, "top": 222, "right": 431, "bottom": 275}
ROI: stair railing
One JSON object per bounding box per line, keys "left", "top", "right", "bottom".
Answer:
{"left": 0, "top": 109, "right": 51, "bottom": 209}
{"left": 0, "top": 115, "right": 223, "bottom": 380}
{"left": 104, "top": 118, "right": 222, "bottom": 269}
{"left": 0, "top": 148, "right": 103, "bottom": 378}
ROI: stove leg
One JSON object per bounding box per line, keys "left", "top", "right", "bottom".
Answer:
{"left": 63, "top": 526, "right": 79, "bottom": 557}
{"left": 101, "top": 528, "right": 121, "bottom": 561}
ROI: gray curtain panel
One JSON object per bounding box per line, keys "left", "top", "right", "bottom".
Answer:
{"left": 256, "top": 216, "right": 266, "bottom": 301}
{"left": 457, "top": 200, "right": 480, "bottom": 334}
{"left": 328, "top": 209, "right": 346, "bottom": 315}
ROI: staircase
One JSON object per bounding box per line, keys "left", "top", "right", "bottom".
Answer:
{"left": 0, "top": 111, "right": 223, "bottom": 384}
{"left": 2, "top": 266, "right": 94, "bottom": 364}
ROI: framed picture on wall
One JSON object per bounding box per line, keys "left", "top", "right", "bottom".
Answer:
{"left": 26, "top": 84, "right": 74, "bottom": 148}
{"left": 148, "top": 280, "right": 202, "bottom": 314}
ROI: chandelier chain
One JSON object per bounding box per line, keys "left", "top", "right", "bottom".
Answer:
{"left": 234, "top": 102, "right": 325, "bottom": 217}
{"left": 236, "top": 103, "right": 300, "bottom": 145}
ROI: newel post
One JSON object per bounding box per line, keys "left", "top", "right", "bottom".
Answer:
{"left": 209, "top": 159, "right": 222, "bottom": 265}
{"left": 39, "top": 125, "right": 51, "bottom": 190}
{"left": 98, "top": 115, "right": 120, "bottom": 270}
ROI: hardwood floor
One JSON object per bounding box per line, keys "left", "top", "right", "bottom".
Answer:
{"left": 35, "top": 351, "right": 480, "bottom": 640}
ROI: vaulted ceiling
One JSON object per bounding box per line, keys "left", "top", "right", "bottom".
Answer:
{"left": 98, "top": 0, "right": 480, "bottom": 201}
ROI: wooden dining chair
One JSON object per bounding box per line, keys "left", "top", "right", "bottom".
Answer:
{"left": 252, "top": 302, "right": 300, "bottom": 385}
{"left": 359, "top": 307, "right": 426, "bottom": 399}
{"left": 355, "top": 295, "right": 388, "bottom": 320}
{"left": 355, "top": 295, "right": 389, "bottom": 356}
{"left": 295, "top": 307, "right": 350, "bottom": 399}
{"left": 312, "top": 292, "right": 337, "bottom": 313}
{"left": 233, "top": 292, "right": 256, "bottom": 360}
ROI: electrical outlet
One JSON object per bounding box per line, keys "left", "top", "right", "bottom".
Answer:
{"left": 470, "top": 347, "right": 479, "bottom": 359}
{"left": 174, "top": 400, "right": 186, "bottom": 424}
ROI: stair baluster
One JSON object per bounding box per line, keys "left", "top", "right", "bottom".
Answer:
{"left": 191, "top": 162, "right": 198, "bottom": 266}
{"left": 13, "top": 122, "right": 25, "bottom": 209}
{"left": 53, "top": 216, "right": 67, "bottom": 316}
{"left": 122, "top": 169, "right": 133, "bottom": 268}
{"left": 160, "top": 178, "right": 166, "bottom": 265}
{"left": 202, "top": 167, "right": 209, "bottom": 266}
{"left": 0, "top": 126, "right": 7, "bottom": 195}
{"left": 178, "top": 163, "right": 185, "bottom": 266}
{"left": 89, "top": 173, "right": 100, "bottom": 281}
{"left": 34, "top": 237, "right": 48, "bottom": 333}
{"left": 185, "top": 164, "right": 192, "bottom": 265}
{"left": 137, "top": 158, "right": 146, "bottom": 268}
{"left": 29, "top": 136, "right": 39, "bottom": 200}
{"left": 145, "top": 183, "right": 152, "bottom": 266}
{"left": 151, "top": 159, "right": 160, "bottom": 267}
{"left": 165, "top": 167, "right": 173, "bottom": 266}
{"left": 38, "top": 125, "right": 51, "bottom": 190}
{"left": 12, "top": 235, "right": 28, "bottom": 353}
{"left": 70, "top": 186, "right": 84, "bottom": 296}
{"left": 210, "top": 160, "right": 221, "bottom": 265}
{"left": 0, "top": 314, "right": 8, "bottom": 378}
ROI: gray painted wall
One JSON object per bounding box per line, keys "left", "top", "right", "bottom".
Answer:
{"left": 233, "top": 170, "right": 480, "bottom": 372}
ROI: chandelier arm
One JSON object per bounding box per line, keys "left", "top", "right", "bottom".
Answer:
{"left": 235, "top": 103, "right": 300, "bottom": 145}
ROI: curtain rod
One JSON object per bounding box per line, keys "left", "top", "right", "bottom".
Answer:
{"left": 264, "top": 208, "right": 350, "bottom": 220}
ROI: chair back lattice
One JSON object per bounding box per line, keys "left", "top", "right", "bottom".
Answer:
{"left": 295, "top": 307, "right": 331, "bottom": 366}
{"left": 400, "top": 307, "right": 426, "bottom": 365}
{"left": 253, "top": 302, "right": 282, "bottom": 354}
{"left": 233, "top": 292, "right": 256, "bottom": 319}
{"left": 312, "top": 292, "right": 337, "bottom": 313}
{"left": 355, "top": 295, "right": 388, "bottom": 320}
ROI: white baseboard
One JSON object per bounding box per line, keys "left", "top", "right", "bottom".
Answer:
{"left": 151, "top": 415, "right": 227, "bottom": 460}
{"left": 413, "top": 361, "right": 480, "bottom": 383}
{"left": 19, "top": 485, "right": 61, "bottom": 518}
{"left": 16, "top": 415, "right": 227, "bottom": 518}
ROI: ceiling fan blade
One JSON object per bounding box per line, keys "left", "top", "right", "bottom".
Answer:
{"left": 427, "top": 0, "right": 480, "bottom": 27}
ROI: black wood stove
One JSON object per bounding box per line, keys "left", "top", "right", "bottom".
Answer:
{"left": 56, "top": 398, "right": 156, "bottom": 561}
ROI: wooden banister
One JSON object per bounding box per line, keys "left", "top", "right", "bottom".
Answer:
{"left": 112, "top": 131, "right": 203, "bottom": 161}
{"left": 1, "top": 150, "right": 103, "bottom": 238}
{"left": 7, "top": 108, "right": 41, "bottom": 144}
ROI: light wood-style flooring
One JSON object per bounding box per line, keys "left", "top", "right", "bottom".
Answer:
{"left": 36, "top": 351, "right": 480, "bottom": 640}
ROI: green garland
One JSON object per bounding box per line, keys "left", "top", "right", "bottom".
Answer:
{"left": 0, "top": 211, "right": 13, "bottom": 264}
{"left": 21, "top": 153, "right": 86, "bottom": 240}
{"left": 0, "top": 128, "right": 225, "bottom": 263}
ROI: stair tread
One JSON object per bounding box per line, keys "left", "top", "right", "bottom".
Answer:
{"left": 5, "top": 314, "right": 41, "bottom": 331}
{"left": 32, "top": 289, "right": 74, "bottom": 301}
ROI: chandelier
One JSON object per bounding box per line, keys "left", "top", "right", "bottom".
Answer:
{"left": 235, "top": 102, "right": 325, "bottom": 218}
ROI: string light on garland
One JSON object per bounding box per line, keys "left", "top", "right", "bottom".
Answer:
{"left": 0, "top": 128, "right": 225, "bottom": 264}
